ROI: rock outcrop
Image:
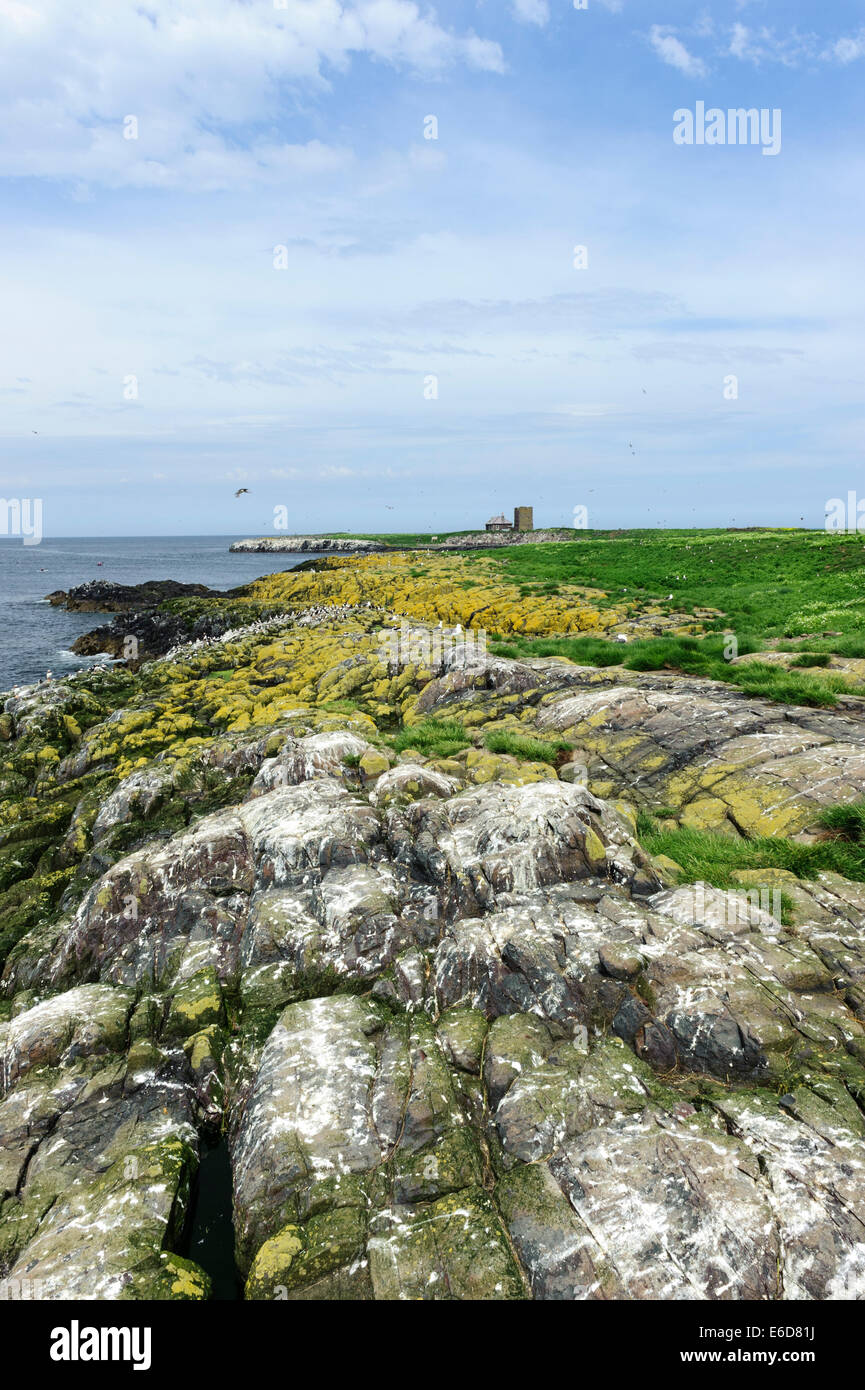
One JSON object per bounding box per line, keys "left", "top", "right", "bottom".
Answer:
{"left": 230, "top": 537, "right": 382, "bottom": 554}
{"left": 2, "top": 560, "right": 865, "bottom": 1300}
{"left": 46, "top": 579, "right": 242, "bottom": 666}
{"left": 229, "top": 530, "right": 577, "bottom": 554}
{"left": 47, "top": 579, "right": 224, "bottom": 613}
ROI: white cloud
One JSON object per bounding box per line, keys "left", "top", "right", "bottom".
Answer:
{"left": 648, "top": 25, "right": 707, "bottom": 79}
{"left": 0, "top": 0, "right": 505, "bottom": 187}
{"left": 825, "top": 30, "right": 865, "bottom": 64}
{"left": 729, "top": 22, "right": 750, "bottom": 59}
{"left": 511, "top": 0, "right": 549, "bottom": 26}
{"left": 727, "top": 23, "right": 817, "bottom": 67}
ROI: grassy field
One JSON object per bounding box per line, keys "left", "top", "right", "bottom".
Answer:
{"left": 483, "top": 530, "right": 865, "bottom": 640}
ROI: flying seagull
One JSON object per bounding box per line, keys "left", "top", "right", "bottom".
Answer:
{"left": 234, "top": 488, "right": 250, "bottom": 497}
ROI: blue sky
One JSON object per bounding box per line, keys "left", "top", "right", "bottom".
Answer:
{"left": 0, "top": 0, "right": 863, "bottom": 536}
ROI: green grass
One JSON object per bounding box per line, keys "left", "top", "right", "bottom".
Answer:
{"left": 721, "top": 663, "right": 850, "bottom": 708}
{"left": 391, "top": 718, "right": 471, "bottom": 758}
{"left": 811, "top": 635, "right": 865, "bottom": 659}
{"left": 638, "top": 800, "right": 865, "bottom": 889}
{"left": 491, "top": 632, "right": 762, "bottom": 667}
{"left": 482, "top": 730, "right": 572, "bottom": 763}
{"left": 488, "top": 633, "right": 853, "bottom": 708}
{"left": 818, "top": 800, "right": 865, "bottom": 842}
{"left": 790, "top": 653, "right": 832, "bottom": 668}
{"left": 391, "top": 721, "right": 570, "bottom": 765}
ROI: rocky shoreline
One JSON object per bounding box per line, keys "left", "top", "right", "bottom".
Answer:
{"left": 231, "top": 529, "right": 575, "bottom": 554}
{"left": 229, "top": 536, "right": 383, "bottom": 554}
{"left": 46, "top": 579, "right": 225, "bottom": 613}
{"left": 49, "top": 578, "right": 257, "bottom": 665}
{"left": 2, "top": 552, "right": 865, "bottom": 1301}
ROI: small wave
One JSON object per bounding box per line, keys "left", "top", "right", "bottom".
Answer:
{"left": 56, "top": 648, "right": 119, "bottom": 668}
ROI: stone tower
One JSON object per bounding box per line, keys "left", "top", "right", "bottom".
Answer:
{"left": 513, "top": 506, "right": 533, "bottom": 532}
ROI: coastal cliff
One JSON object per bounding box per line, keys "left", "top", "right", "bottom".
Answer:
{"left": 2, "top": 549, "right": 865, "bottom": 1301}
{"left": 229, "top": 536, "right": 381, "bottom": 553}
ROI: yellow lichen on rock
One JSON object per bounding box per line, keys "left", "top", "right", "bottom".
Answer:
{"left": 243, "top": 552, "right": 621, "bottom": 638}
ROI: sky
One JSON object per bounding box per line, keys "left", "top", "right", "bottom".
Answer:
{"left": 0, "top": 0, "right": 863, "bottom": 537}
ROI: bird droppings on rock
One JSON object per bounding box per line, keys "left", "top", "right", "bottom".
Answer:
{"left": 2, "top": 553, "right": 865, "bottom": 1299}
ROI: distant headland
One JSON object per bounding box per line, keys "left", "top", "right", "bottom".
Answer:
{"left": 230, "top": 536, "right": 382, "bottom": 554}
{"left": 229, "top": 530, "right": 573, "bottom": 553}
{"left": 230, "top": 504, "right": 573, "bottom": 553}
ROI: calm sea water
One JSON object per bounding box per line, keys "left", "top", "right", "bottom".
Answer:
{"left": 0, "top": 536, "right": 323, "bottom": 693}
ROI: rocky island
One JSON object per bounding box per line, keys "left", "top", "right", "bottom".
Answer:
{"left": 2, "top": 538, "right": 865, "bottom": 1301}
{"left": 230, "top": 536, "right": 384, "bottom": 554}
{"left": 230, "top": 529, "right": 575, "bottom": 553}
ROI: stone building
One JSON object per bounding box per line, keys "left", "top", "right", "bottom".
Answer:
{"left": 513, "top": 506, "right": 533, "bottom": 532}
{"left": 485, "top": 513, "right": 512, "bottom": 532}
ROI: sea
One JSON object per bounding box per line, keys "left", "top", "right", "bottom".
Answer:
{"left": 0, "top": 536, "right": 325, "bottom": 694}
